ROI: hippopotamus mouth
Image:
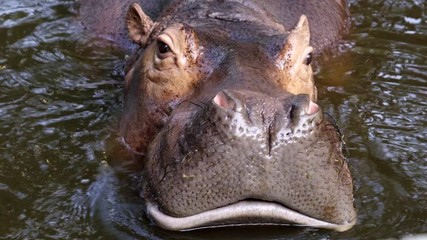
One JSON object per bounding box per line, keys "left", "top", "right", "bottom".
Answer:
{"left": 147, "top": 200, "right": 355, "bottom": 232}
{"left": 143, "top": 90, "right": 356, "bottom": 232}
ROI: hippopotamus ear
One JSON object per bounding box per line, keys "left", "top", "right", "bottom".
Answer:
{"left": 292, "top": 15, "right": 310, "bottom": 42}
{"left": 126, "top": 3, "right": 154, "bottom": 46}
{"left": 275, "top": 15, "right": 316, "bottom": 101}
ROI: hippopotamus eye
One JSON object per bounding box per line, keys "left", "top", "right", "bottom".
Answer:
{"left": 157, "top": 40, "right": 171, "bottom": 54}
{"left": 304, "top": 52, "right": 313, "bottom": 65}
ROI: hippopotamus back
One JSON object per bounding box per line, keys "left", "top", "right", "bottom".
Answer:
{"left": 79, "top": 0, "right": 349, "bottom": 54}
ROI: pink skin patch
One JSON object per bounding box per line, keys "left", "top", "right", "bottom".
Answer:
{"left": 306, "top": 101, "right": 319, "bottom": 115}
{"left": 213, "top": 92, "right": 234, "bottom": 110}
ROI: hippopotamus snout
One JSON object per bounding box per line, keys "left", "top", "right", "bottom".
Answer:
{"left": 210, "top": 89, "right": 319, "bottom": 154}
{"left": 144, "top": 89, "right": 356, "bottom": 231}
{"left": 207, "top": 89, "right": 319, "bottom": 150}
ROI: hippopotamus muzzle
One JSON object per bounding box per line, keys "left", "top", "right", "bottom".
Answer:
{"left": 144, "top": 89, "right": 356, "bottom": 231}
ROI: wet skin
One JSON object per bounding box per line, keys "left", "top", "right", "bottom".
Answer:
{"left": 80, "top": 0, "right": 356, "bottom": 232}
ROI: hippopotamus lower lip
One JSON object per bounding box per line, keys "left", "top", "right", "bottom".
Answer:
{"left": 146, "top": 200, "right": 356, "bottom": 232}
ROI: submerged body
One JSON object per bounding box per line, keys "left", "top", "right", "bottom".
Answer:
{"left": 80, "top": 0, "right": 356, "bottom": 232}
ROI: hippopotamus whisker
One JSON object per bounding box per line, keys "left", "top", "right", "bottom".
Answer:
{"left": 117, "top": 137, "right": 145, "bottom": 156}
{"left": 178, "top": 99, "right": 207, "bottom": 109}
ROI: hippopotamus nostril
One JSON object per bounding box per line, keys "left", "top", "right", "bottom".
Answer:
{"left": 213, "top": 91, "right": 235, "bottom": 110}
{"left": 289, "top": 94, "right": 319, "bottom": 119}
{"left": 305, "top": 101, "right": 319, "bottom": 115}
{"left": 212, "top": 90, "right": 244, "bottom": 112}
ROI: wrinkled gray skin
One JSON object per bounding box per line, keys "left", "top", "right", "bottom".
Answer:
{"left": 80, "top": 0, "right": 356, "bottom": 232}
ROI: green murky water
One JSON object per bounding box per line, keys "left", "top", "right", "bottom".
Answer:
{"left": 0, "top": 0, "right": 425, "bottom": 239}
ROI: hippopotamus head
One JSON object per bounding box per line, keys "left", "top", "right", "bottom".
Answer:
{"left": 118, "top": 2, "right": 356, "bottom": 232}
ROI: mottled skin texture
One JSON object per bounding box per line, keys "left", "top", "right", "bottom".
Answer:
{"left": 80, "top": 0, "right": 355, "bottom": 230}
{"left": 147, "top": 91, "right": 354, "bottom": 224}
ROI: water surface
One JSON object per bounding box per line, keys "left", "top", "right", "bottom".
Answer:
{"left": 0, "top": 0, "right": 426, "bottom": 239}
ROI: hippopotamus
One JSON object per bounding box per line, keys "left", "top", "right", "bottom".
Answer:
{"left": 80, "top": 0, "right": 356, "bottom": 232}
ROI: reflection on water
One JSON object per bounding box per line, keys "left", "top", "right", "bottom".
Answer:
{"left": 317, "top": 0, "right": 427, "bottom": 238}
{"left": 0, "top": 0, "right": 426, "bottom": 239}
